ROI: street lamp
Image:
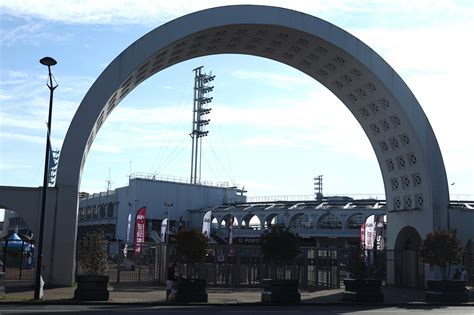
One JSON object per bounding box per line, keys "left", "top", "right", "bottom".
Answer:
{"left": 34, "top": 57, "right": 58, "bottom": 300}
{"left": 164, "top": 202, "right": 173, "bottom": 242}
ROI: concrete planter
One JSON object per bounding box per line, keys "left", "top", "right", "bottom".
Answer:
{"left": 74, "top": 275, "right": 109, "bottom": 301}
{"left": 425, "top": 280, "right": 469, "bottom": 303}
{"left": 261, "top": 279, "right": 301, "bottom": 304}
{"left": 342, "top": 278, "right": 384, "bottom": 302}
{"left": 175, "top": 278, "right": 208, "bottom": 302}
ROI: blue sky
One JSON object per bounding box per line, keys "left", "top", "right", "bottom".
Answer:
{"left": 1, "top": 0, "right": 473, "bottom": 200}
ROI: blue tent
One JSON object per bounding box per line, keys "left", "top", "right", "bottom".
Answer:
{"left": 1, "top": 233, "right": 32, "bottom": 251}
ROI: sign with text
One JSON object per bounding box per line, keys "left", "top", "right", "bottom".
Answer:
{"left": 133, "top": 207, "right": 146, "bottom": 256}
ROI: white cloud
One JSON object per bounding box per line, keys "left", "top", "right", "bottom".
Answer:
{"left": 90, "top": 144, "right": 122, "bottom": 154}
{"left": 241, "top": 135, "right": 311, "bottom": 150}
{"left": 8, "top": 71, "right": 29, "bottom": 78}
{"left": 0, "top": 162, "right": 31, "bottom": 171}
{"left": 2, "top": 1, "right": 472, "bottom": 26}
{"left": 0, "top": 20, "right": 72, "bottom": 46}
{"left": 0, "top": 132, "right": 60, "bottom": 145}
{"left": 0, "top": 94, "right": 13, "bottom": 101}
{"left": 231, "top": 70, "right": 310, "bottom": 90}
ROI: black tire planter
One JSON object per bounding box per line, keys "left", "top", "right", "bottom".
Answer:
{"left": 174, "top": 278, "right": 208, "bottom": 302}
{"left": 74, "top": 275, "right": 109, "bottom": 301}
{"left": 342, "top": 279, "right": 384, "bottom": 302}
{"left": 425, "top": 280, "right": 469, "bottom": 303}
{"left": 261, "top": 279, "right": 301, "bottom": 304}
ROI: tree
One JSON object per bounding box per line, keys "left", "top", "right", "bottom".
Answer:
{"left": 78, "top": 230, "right": 108, "bottom": 275}
{"left": 175, "top": 230, "right": 208, "bottom": 264}
{"left": 346, "top": 247, "right": 368, "bottom": 280}
{"left": 261, "top": 226, "right": 300, "bottom": 278}
{"left": 420, "top": 229, "right": 463, "bottom": 281}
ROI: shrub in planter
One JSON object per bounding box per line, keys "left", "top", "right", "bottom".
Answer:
{"left": 260, "top": 226, "right": 301, "bottom": 303}
{"left": 174, "top": 230, "right": 208, "bottom": 302}
{"left": 342, "top": 247, "right": 384, "bottom": 302}
{"left": 74, "top": 230, "right": 109, "bottom": 301}
{"left": 420, "top": 229, "right": 469, "bottom": 303}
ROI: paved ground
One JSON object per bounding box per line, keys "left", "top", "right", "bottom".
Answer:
{"left": 1, "top": 284, "right": 473, "bottom": 306}
{"left": 0, "top": 304, "right": 473, "bottom": 315}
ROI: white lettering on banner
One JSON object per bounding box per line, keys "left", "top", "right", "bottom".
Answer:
{"left": 364, "top": 215, "right": 376, "bottom": 250}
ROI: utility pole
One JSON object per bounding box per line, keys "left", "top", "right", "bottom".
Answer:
{"left": 190, "top": 66, "right": 214, "bottom": 184}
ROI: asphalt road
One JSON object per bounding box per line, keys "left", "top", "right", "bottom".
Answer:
{"left": 0, "top": 305, "right": 473, "bottom": 315}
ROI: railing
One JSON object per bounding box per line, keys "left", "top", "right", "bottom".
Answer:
{"left": 1, "top": 239, "right": 36, "bottom": 281}
{"left": 246, "top": 194, "right": 386, "bottom": 203}
{"left": 130, "top": 172, "right": 237, "bottom": 188}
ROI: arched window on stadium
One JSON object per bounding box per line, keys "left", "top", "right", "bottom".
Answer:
{"left": 79, "top": 208, "right": 85, "bottom": 221}
{"left": 211, "top": 217, "right": 218, "bottom": 231}
{"left": 220, "top": 214, "right": 238, "bottom": 229}
{"left": 107, "top": 203, "right": 114, "bottom": 218}
{"left": 92, "top": 205, "right": 99, "bottom": 220}
{"left": 264, "top": 214, "right": 284, "bottom": 230}
{"left": 289, "top": 213, "right": 312, "bottom": 229}
{"left": 86, "top": 206, "right": 92, "bottom": 220}
{"left": 347, "top": 213, "right": 367, "bottom": 229}
{"left": 318, "top": 213, "right": 342, "bottom": 229}
{"left": 241, "top": 214, "right": 261, "bottom": 230}
{"left": 99, "top": 204, "right": 106, "bottom": 218}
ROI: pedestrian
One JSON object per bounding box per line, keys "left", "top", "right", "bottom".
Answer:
{"left": 166, "top": 262, "right": 178, "bottom": 301}
{"left": 453, "top": 268, "right": 461, "bottom": 280}
{"left": 461, "top": 267, "right": 468, "bottom": 282}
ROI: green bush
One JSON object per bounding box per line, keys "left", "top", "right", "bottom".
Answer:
{"left": 346, "top": 248, "right": 368, "bottom": 279}
{"left": 261, "top": 226, "right": 300, "bottom": 265}
{"left": 420, "top": 229, "right": 463, "bottom": 281}
{"left": 78, "top": 230, "right": 108, "bottom": 275}
{"left": 175, "top": 230, "right": 209, "bottom": 264}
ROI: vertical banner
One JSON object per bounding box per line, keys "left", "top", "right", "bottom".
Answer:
{"left": 375, "top": 214, "right": 386, "bottom": 251}
{"left": 133, "top": 207, "right": 147, "bottom": 256}
{"left": 202, "top": 210, "right": 212, "bottom": 238}
{"left": 123, "top": 213, "right": 132, "bottom": 257}
{"left": 364, "top": 214, "right": 376, "bottom": 250}
{"left": 160, "top": 218, "right": 168, "bottom": 242}
{"left": 359, "top": 223, "right": 366, "bottom": 250}
{"left": 228, "top": 216, "right": 234, "bottom": 245}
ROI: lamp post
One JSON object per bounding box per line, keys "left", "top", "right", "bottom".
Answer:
{"left": 164, "top": 202, "right": 173, "bottom": 242}
{"left": 34, "top": 57, "right": 57, "bottom": 300}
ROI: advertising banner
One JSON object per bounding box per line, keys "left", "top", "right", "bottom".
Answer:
{"left": 133, "top": 207, "right": 146, "bottom": 256}
{"left": 160, "top": 218, "right": 168, "bottom": 242}
{"left": 375, "top": 214, "right": 386, "bottom": 251}
{"left": 202, "top": 210, "right": 212, "bottom": 238}
{"left": 123, "top": 213, "right": 132, "bottom": 257}
{"left": 364, "top": 214, "right": 376, "bottom": 250}
{"left": 359, "top": 222, "right": 365, "bottom": 250}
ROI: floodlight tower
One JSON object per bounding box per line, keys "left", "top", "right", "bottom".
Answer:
{"left": 314, "top": 175, "right": 323, "bottom": 201}
{"left": 190, "top": 66, "right": 215, "bottom": 184}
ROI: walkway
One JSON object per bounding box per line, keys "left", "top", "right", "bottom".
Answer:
{"left": 1, "top": 284, "right": 473, "bottom": 305}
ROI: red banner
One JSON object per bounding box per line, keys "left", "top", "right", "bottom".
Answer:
{"left": 134, "top": 207, "right": 147, "bottom": 256}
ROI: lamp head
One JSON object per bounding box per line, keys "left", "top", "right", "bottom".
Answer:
{"left": 40, "top": 57, "right": 57, "bottom": 67}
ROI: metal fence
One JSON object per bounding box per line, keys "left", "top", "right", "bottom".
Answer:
{"left": 1, "top": 239, "right": 36, "bottom": 281}
{"left": 71, "top": 239, "right": 474, "bottom": 288}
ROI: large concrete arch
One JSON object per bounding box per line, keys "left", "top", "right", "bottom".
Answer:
{"left": 49, "top": 5, "right": 448, "bottom": 286}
